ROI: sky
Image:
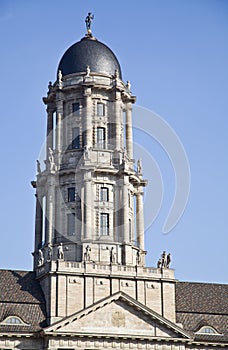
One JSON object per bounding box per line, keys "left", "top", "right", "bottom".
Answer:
{"left": 0, "top": 0, "right": 227, "bottom": 284}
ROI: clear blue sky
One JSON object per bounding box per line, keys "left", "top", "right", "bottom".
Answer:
{"left": 0, "top": 0, "right": 227, "bottom": 283}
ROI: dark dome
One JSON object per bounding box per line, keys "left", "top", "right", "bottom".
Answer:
{"left": 58, "top": 36, "right": 122, "bottom": 79}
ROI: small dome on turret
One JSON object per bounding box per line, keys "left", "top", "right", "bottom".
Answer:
{"left": 57, "top": 35, "right": 122, "bottom": 79}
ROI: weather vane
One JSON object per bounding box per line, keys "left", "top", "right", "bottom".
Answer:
{"left": 85, "top": 12, "right": 94, "bottom": 34}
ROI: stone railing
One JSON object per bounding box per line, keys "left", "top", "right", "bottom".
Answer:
{"left": 36, "top": 260, "right": 175, "bottom": 280}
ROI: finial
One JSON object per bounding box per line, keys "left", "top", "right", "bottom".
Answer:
{"left": 85, "top": 12, "right": 94, "bottom": 35}
{"left": 58, "top": 70, "right": 62, "bottom": 89}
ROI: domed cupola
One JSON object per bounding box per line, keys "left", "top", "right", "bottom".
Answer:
{"left": 57, "top": 35, "right": 122, "bottom": 79}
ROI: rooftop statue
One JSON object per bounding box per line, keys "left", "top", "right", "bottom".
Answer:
{"left": 85, "top": 12, "right": 94, "bottom": 34}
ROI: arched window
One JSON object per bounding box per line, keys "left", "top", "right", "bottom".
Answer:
{"left": 196, "top": 326, "right": 219, "bottom": 335}
{"left": 1, "top": 316, "right": 29, "bottom": 326}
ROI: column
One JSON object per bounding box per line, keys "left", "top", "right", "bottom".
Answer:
{"left": 123, "top": 176, "right": 129, "bottom": 242}
{"left": 136, "top": 187, "right": 145, "bottom": 250}
{"left": 84, "top": 87, "right": 93, "bottom": 148}
{"left": 83, "top": 176, "right": 92, "bottom": 240}
{"left": 46, "top": 108, "right": 53, "bottom": 157}
{"left": 56, "top": 93, "right": 63, "bottom": 165}
{"left": 45, "top": 177, "right": 55, "bottom": 244}
{"left": 115, "top": 91, "right": 122, "bottom": 150}
{"left": 34, "top": 194, "right": 43, "bottom": 251}
{"left": 126, "top": 103, "right": 133, "bottom": 159}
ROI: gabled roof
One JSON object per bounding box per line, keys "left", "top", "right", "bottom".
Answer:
{"left": 0, "top": 269, "right": 46, "bottom": 333}
{"left": 44, "top": 291, "right": 191, "bottom": 341}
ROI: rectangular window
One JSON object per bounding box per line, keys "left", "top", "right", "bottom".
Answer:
{"left": 97, "top": 127, "right": 105, "bottom": 149}
{"left": 72, "top": 127, "right": 80, "bottom": 149}
{"left": 67, "top": 213, "right": 75, "bottom": 236}
{"left": 97, "top": 102, "right": 105, "bottom": 116}
{"left": 72, "top": 102, "right": 80, "bottom": 115}
{"left": 68, "top": 187, "right": 75, "bottom": 202}
{"left": 100, "top": 187, "right": 109, "bottom": 201}
{"left": 100, "top": 213, "right": 109, "bottom": 235}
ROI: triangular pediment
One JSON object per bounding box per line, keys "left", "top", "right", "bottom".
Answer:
{"left": 44, "top": 292, "right": 191, "bottom": 340}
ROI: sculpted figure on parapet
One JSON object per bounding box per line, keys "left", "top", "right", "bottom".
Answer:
{"left": 136, "top": 250, "right": 141, "bottom": 265}
{"left": 47, "top": 243, "right": 52, "bottom": 261}
{"left": 86, "top": 65, "right": 90, "bottom": 77}
{"left": 36, "top": 160, "right": 41, "bottom": 175}
{"left": 126, "top": 80, "right": 131, "bottom": 92}
{"left": 84, "top": 145, "right": 90, "bottom": 159}
{"left": 157, "top": 250, "right": 171, "bottom": 268}
{"left": 137, "top": 159, "right": 142, "bottom": 175}
{"left": 110, "top": 247, "right": 115, "bottom": 263}
{"left": 57, "top": 243, "right": 64, "bottom": 260}
{"left": 48, "top": 147, "right": 56, "bottom": 171}
{"left": 38, "top": 249, "right": 44, "bottom": 266}
{"left": 84, "top": 245, "right": 91, "bottom": 261}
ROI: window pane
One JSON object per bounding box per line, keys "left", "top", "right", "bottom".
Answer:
{"left": 97, "top": 127, "right": 105, "bottom": 149}
{"left": 68, "top": 187, "right": 75, "bottom": 202}
{"left": 100, "top": 187, "right": 108, "bottom": 201}
{"left": 72, "top": 102, "right": 80, "bottom": 115}
{"left": 97, "top": 102, "right": 105, "bottom": 116}
{"left": 67, "top": 213, "right": 75, "bottom": 236}
{"left": 5, "top": 317, "right": 22, "bottom": 324}
{"left": 100, "top": 213, "right": 109, "bottom": 235}
{"left": 72, "top": 127, "right": 80, "bottom": 149}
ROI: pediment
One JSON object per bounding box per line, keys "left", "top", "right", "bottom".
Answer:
{"left": 44, "top": 292, "right": 190, "bottom": 340}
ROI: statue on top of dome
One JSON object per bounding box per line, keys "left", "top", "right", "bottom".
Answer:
{"left": 85, "top": 12, "right": 94, "bottom": 34}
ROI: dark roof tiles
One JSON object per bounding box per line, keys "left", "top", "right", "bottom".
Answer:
{"left": 0, "top": 270, "right": 45, "bottom": 303}
{"left": 0, "top": 270, "right": 46, "bottom": 333}
{"left": 176, "top": 281, "right": 228, "bottom": 314}
{"left": 175, "top": 281, "right": 228, "bottom": 343}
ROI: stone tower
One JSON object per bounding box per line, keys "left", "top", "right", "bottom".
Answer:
{"left": 32, "top": 25, "right": 176, "bottom": 326}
